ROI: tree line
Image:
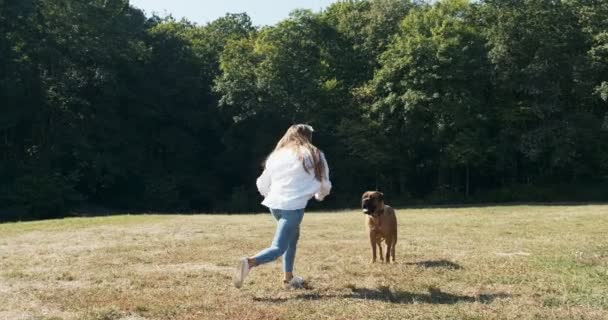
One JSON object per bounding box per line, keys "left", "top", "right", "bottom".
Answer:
{"left": 1, "top": 0, "right": 607, "bottom": 221}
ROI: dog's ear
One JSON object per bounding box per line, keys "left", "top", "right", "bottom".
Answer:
{"left": 377, "top": 191, "right": 384, "bottom": 202}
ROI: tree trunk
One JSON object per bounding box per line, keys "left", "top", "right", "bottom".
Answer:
{"left": 399, "top": 170, "right": 406, "bottom": 195}
{"left": 465, "top": 164, "right": 470, "bottom": 198}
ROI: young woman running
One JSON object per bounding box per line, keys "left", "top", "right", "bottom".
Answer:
{"left": 233, "top": 124, "right": 331, "bottom": 289}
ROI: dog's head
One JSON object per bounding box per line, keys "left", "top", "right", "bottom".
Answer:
{"left": 361, "top": 191, "right": 384, "bottom": 215}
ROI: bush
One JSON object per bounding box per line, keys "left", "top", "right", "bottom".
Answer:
{"left": 142, "top": 176, "right": 181, "bottom": 210}
{"left": 223, "top": 185, "right": 261, "bottom": 213}
{"left": 7, "top": 172, "right": 83, "bottom": 220}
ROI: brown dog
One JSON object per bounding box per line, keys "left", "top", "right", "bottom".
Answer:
{"left": 361, "top": 191, "right": 397, "bottom": 263}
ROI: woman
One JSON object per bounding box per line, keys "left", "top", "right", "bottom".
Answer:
{"left": 233, "top": 124, "right": 332, "bottom": 289}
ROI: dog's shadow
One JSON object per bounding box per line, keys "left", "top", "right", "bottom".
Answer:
{"left": 253, "top": 286, "right": 510, "bottom": 305}
{"left": 405, "top": 259, "right": 463, "bottom": 270}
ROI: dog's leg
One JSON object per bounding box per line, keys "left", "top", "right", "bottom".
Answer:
{"left": 378, "top": 241, "right": 384, "bottom": 262}
{"left": 391, "top": 239, "right": 396, "bottom": 262}
{"left": 369, "top": 233, "right": 377, "bottom": 263}
{"left": 383, "top": 236, "right": 394, "bottom": 263}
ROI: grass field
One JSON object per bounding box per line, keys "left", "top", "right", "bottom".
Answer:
{"left": 1, "top": 205, "right": 607, "bottom": 320}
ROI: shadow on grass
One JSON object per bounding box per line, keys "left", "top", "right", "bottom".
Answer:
{"left": 253, "top": 286, "right": 511, "bottom": 305}
{"left": 253, "top": 293, "right": 326, "bottom": 303}
{"left": 405, "top": 259, "right": 463, "bottom": 270}
{"left": 348, "top": 286, "right": 510, "bottom": 304}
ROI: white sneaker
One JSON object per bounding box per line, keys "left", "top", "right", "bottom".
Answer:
{"left": 233, "top": 257, "right": 250, "bottom": 288}
{"left": 284, "top": 276, "right": 305, "bottom": 289}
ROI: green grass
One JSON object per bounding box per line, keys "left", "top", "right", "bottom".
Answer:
{"left": 1, "top": 205, "right": 607, "bottom": 319}
{"left": 0, "top": 214, "right": 171, "bottom": 236}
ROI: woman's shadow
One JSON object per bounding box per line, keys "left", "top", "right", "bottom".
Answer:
{"left": 253, "top": 260, "right": 509, "bottom": 304}
{"left": 254, "top": 286, "right": 510, "bottom": 305}
{"left": 405, "top": 259, "right": 463, "bottom": 270}
{"left": 346, "top": 286, "right": 510, "bottom": 304}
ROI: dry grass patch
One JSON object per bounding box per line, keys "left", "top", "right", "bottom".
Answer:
{"left": 1, "top": 205, "right": 607, "bottom": 319}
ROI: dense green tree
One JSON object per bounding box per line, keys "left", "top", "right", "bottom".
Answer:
{"left": 1, "top": 0, "right": 607, "bottom": 221}
{"left": 322, "top": 0, "right": 414, "bottom": 84}
{"left": 481, "top": 0, "right": 606, "bottom": 185}
{"left": 365, "top": 0, "right": 493, "bottom": 197}
{"left": 214, "top": 10, "right": 354, "bottom": 206}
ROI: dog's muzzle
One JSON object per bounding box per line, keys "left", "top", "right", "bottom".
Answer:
{"left": 362, "top": 202, "right": 375, "bottom": 214}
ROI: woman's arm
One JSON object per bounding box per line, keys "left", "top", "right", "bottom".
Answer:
{"left": 315, "top": 152, "right": 332, "bottom": 201}
{"left": 256, "top": 156, "right": 273, "bottom": 197}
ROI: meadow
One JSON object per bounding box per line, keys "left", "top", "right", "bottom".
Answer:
{"left": 1, "top": 205, "right": 607, "bottom": 319}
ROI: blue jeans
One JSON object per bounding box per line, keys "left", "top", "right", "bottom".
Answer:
{"left": 253, "top": 208, "right": 304, "bottom": 273}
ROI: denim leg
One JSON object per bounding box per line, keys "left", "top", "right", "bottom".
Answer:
{"left": 253, "top": 209, "right": 304, "bottom": 266}
{"left": 282, "top": 225, "right": 300, "bottom": 272}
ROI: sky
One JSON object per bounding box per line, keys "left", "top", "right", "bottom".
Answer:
{"left": 129, "top": 0, "right": 341, "bottom": 26}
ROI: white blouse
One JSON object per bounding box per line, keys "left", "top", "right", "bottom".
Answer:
{"left": 256, "top": 148, "right": 332, "bottom": 210}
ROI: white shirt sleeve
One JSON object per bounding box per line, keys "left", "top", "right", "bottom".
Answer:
{"left": 314, "top": 152, "right": 332, "bottom": 201}
{"left": 256, "top": 157, "right": 273, "bottom": 197}
{"left": 256, "top": 169, "right": 271, "bottom": 196}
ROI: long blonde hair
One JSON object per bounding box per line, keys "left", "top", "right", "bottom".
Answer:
{"left": 271, "top": 124, "right": 325, "bottom": 181}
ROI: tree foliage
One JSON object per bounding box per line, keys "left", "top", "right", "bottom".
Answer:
{"left": 1, "top": 0, "right": 607, "bottom": 221}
